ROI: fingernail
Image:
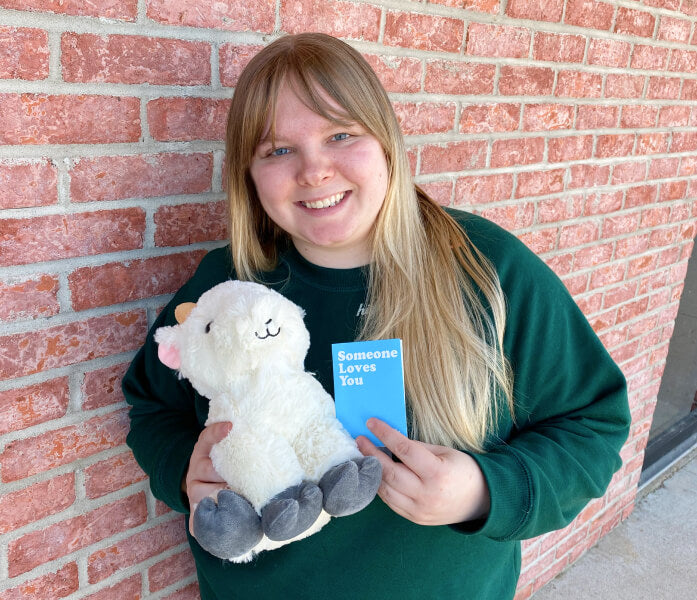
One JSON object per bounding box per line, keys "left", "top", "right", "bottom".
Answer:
{"left": 366, "top": 418, "right": 376, "bottom": 429}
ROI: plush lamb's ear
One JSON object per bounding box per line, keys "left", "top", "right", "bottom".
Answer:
{"left": 175, "top": 302, "right": 196, "bottom": 324}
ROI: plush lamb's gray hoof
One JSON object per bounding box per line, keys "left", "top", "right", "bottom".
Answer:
{"left": 319, "top": 457, "right": 382, "bottom": 517}
{"left": 261, "top": 482, "right": 323, "bottom": 541}
{"left": 193, "top": 490, "right": 263, "bottom": 559}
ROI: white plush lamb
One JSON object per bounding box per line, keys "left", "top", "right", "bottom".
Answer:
{"left": 154, "top": 280, "right": 381, "bottom": 562}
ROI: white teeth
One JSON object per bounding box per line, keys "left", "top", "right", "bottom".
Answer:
{"left": 302, "top": 192, "right": 346, "bottom": 209}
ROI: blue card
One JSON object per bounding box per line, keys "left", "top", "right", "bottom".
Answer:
{"left": 332, "top": 339, "right": 407, "bottom": 446}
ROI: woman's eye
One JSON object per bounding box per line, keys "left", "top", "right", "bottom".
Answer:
{"left": 332, "top": 133, "right": 350, "bottom": 142}
{"left": 270, "top": 147, "right": 290, "bottom": 157}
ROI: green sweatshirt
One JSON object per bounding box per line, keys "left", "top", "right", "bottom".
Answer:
{"left": 123, "top": 208, "right": 630, "bottom": 600}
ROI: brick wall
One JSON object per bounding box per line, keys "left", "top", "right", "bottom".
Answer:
{"left": 0, "top": 1, "right": 695, "bottom": 598}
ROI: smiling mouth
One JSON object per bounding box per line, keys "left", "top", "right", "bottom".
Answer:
{"left": 301, "top": 191, "right": 346, "bottom": 210}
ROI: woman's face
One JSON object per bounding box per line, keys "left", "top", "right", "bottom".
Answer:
{"left": 248, "top": 83, "right": 389, "bottom": 268}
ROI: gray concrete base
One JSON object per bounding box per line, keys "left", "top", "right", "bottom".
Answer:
{"left": 532, "top": 450, "right": 697, "bottom": 599}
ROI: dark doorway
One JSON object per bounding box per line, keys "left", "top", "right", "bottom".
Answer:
{"left": 641, "top": 236, "right": 697, "bottom": 485}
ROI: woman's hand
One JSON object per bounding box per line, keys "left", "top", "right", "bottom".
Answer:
{"left": 356, "top": 418, "right": 490, "bottom": 526}
{"left": 184, "top": 422, "right": 232, "bottom": 532}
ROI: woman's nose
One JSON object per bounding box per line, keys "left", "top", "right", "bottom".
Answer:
{"left": 297, "top": 151, "right": 335, "bottom": 187}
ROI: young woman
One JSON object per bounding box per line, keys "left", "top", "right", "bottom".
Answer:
{"left": 124, "top": 33, "right": 631, "bottom": 600}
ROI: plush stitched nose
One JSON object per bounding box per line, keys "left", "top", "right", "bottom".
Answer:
{"left": 158, "top": 344, "right": 181, "bottom": 370}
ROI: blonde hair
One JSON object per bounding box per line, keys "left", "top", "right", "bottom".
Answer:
{"left": 225, "top": 33, "right": 513, "bottom": 452}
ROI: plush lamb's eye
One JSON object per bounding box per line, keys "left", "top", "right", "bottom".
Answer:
{"left": 205, "top": 322, "right": 212, "bottom": 333}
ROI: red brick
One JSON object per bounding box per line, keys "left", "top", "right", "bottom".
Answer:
{"left": 479, "top": 203, "right": 535, "bottom": 231}
{"left": 611, "top": 160, "right": 647, "bottom": 184}
{"left": 499, "top": 66, "right": 554, "bottom": 95}
{"left": 682, "top": 0, "right": 697, "bottom": 15}
{"left": 506, "top": 0, "right": 563, "bottom": 22}
{"left": 658, "top": 105, "right": 690, "bottom": 127}
{"left": 516, "top": 169, "right": 565, "bottom": 198}
{"left": 680, "top": 156, "right": 697, "bottom": 176}
{"left": 631, "top": 45, "right": 668, "bottom": 71}
{"left": 545, "top": 252, "right": 574, "bottom": 276}
{"left": 604, "top": 283, "right": 638, "bottom": 310}
{"left": 602, "top": 213, "right": 640, "bottom": 238}
{"left": 0, "top": 94, "right": 140, "bottom": 145}
{"left": 62, "top": 34, "right": 210, "bottom": 85}
{"left": 0, "top": 26, "right": 48, "bottom": 80}
{"left": 419, "top": 181, "right": 452, "bottom": 206}
{"left": 219, "top": 44, "right": 262, "bottom": 88}
{"left": 424, "top": 60, "right": 495, "bottom": 95}
{"left": 559, "top": 221, "right": 599, "bottom": 249}
{"left": 88, "top": 518, "right": 187, "bottom": 583}
{"left": 491, "top": 138, "right": 544, "bottom": 168}
{"left": 0, "top": 0, "right": 137, "bottom": 19}
{"left": 595, "top": 134, "right": 635, "bottom": 158}
{"left": 625, "top": 185, "right": 658, "bottom": 208}
{"left": 605, "top": 74, "right": 645, "bottom": 98}
{"left": 555, "top": 71, "right": 602, "bottom": 98}
{"left": 459, "top": 104, "right": 520, "bottom": 134}
{"left": 0, "top": 310, "right": 146, "bottom": 381}
{"left": 364, "top": 54, "right": 422, "bottom": 94}
{"left": 70, "top": 153, "right": 212, "bottom": 203}
{"left": 147, "top": 97, "right": 230, "bottom": 142}
{"left": 568, "top": 164, "right": 610, "bottom": 189}
{"left": 590, "top": 262, "right": 626, "bottom": 289}
{"left": 620, "top": 105, "right": 658, "bottom": 129}
{"left": 588, "top": 38, "right": 630, "bottom": 68}
{"left": 671, "top": 131, "right": 697, "bottom": 152}
{"left": 641, "top": 206, "right": 670, "bottom": 228}
{"left": 85, "top": 452, "right": 146, "bottom": 499}
{"left": 1, "top": 409, "right": 131, "bottom": 481}
{"left": 532, "top": 32, "right": 584, "bottom": 63}
{"left": 617, "top": 297, "right": 650, "bottom": 324}
{"left": 616, "top": 233, "right": 650, "bottom": 259}
{"left": 0, "top": 474, "right": 74, "bottom": 534}
{"left": 565, "top": 0, "right": 615, "bottom": 30}
{"left": 282, "top": 0, "right": 380, "bottom": 40}
{"left": 154, "top": 201, "right": 228, "bottom": 247}
{"left": 9, "top": 493, "right": 147, "bottom": 576}
{"left": 548, "top": 135, "right": 593, "bottom": 162}
{"left": 584, "top": 191, "right": 623, "bottom": 215}
{"left": 0, "top": 160, "right": 58, "bottom": 209}
{"left": 538, "top": 195, "right": 584, "bottom": 223}
{"left": 574, "top": 242, "right": 614, "bottom": 269}
{"left": 83, "top": 575, "right": 142, "bottom": 600}
{"left": 659, "top": 180, "right": 688, "bottom": 202}
{"left": 647, "top": 77, "right": 681, "bottom": 100}
{"left": 420, "top": 141, "right": 487, "bottom": 174}
{"left": 522, "top": 104, "right": 573, "bottom": 131}
{"left": 658, "top": 15, "right": 691, "bottom": 43}
{"left": 0, "top": 563, "right": 79, "bottom": 600}
{"left": 644, "top": 0, "right": 680, "bottom": 10}
{"left": 615, "top": 7, "right": 655, "bottom": 37}
{"left": 668, "top": 49, "right": 697, "bottom": 73}
{"left": 577, "top": 105, "right": 618, "bottom": 129}
{"left": 163, "top": 583, "right": 200, "bottom": 600}
{"left": 466, "top": 23, "right": 530, "bottom": 58}
{"left": 668, "top": 202, "right": 691, "bottom": 223}
{"left": 385, "top": 12, "right": 464, "bottom": 53}
{"left": 82, "top": 363, "right": 128, "bottom": 410}
{"left": 148, "top": 0, "right": 273, "bottom": 31}
{"left": 0, "top": 274, "right": 59, "bottom": 322}
{"left": 69, "top": 251, "right": 206, "bottom": 310}
{"left": 518, "top": 228, "right": 558, "bottom": 254}
{"left": 683, "top": 80, "right": 697, "bottom": 101}
{"left": 0, "top": 378, "right": 68, "bottom": 435}
{"left": 0, "top": 209, "right": 145, "bottom": 267}
{"left": 393, "top": 102, "right": 456, "bottom": 136}
{"left": 565, "top": 274, "right": 591, "bottom": 297}
{"left": 149, "top": 551, "right": 196, "bottom": 592}
{"left": 454, "top": 174, "right": 514, "bottom": 206}
{"left": 428, "top": 0, "right": 499, "bottom": 12}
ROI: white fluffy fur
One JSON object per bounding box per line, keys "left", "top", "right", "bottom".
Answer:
{"left": 154, "top": 281, "right": 362, "bottom": 561}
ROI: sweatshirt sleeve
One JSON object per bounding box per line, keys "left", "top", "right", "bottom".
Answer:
{"left": 122, "top": 249, "right": 232, "bottom": 514}
{"left": 454, "top": 213, "right": 631, "bottom": 541}
{"left": 122, "top": 292, "right": 201, "bottom": 514}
